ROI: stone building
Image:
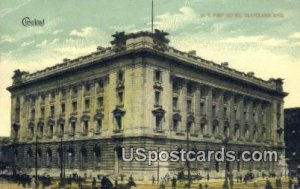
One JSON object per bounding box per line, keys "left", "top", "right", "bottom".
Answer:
{"left": 6, "top": 30, "right": 287, "bottom": 180}
{"left": 285, "top": 108, "right": 300, "bottom": 176}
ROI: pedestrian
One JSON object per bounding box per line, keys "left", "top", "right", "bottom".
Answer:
{"left": 275, "top": 177, "right": 282, "bottom": 189}
{"left": 152, "top": 175, "right": 155, "bottom": 185}
{"left": 198, "top": 183, "right": 204, "bottom": 189}
{"left": 92, "top": 177, "right": 97, "bottom": 189}
{"left": 288, "top": 178, "right": 293, "bottom": 189}
{"left": 265, "top": 180, "right": 273, "bottom": 189}
{"left": 171, "top": 176, "right": 177, "bottom": 189}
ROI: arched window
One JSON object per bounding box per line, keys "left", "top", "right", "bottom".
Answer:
{"left": 234, "top": 124, "right": 240, "bottom": 140}
{"left": 212, "top": 120, "right": 219, "bottom": 136}
{"left": 46, "top": 148, "right": 52, "bottom": 167}
{"left": 56, "top": 148, "right": 62, "bottom": 166}
{"left": 80, "top": 147, "right": 88, "bottom": 169}
{"left": 223, "top": 121, "right": 230, "bottom": 138}
{"left": 27, "top": 148, "right": 33, "bottom": 167}
{"left": 67, "top": 147, "right": 75, "bottom": 168}
{"left": 93, "top": 146, "right": 101, "bottom": 168}
{"left": 37, "top": 148, "right": 42, "bottom": 167}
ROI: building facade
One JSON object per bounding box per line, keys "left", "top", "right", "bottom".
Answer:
{"left": 285, "top": 108, "right": 300, "bottom": 176}
{"left": 7, "top": 30, "right": 287, "bottom": 180}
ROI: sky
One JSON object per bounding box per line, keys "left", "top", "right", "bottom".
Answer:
{"left": 0, "top": 0, "right": 300, "bottom": 137}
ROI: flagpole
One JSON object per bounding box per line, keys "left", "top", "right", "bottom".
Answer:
{"left": 151, "top": 0, "right": 154, "bottom": 33}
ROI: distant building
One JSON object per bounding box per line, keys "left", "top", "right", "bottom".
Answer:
{"left": 285, "top": 107, "right": 300, "bottom": 176}
{"left": 6, "top": 30, "right": 287, "bottom": 180}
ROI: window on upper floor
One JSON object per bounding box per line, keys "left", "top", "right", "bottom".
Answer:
{"left": 98, "top": 80, "right": 104, "bottom": 92}
{"left": 223, "top": 107, "right": 228, "bottom": 118}
{"left": 50, "top": 105, "right": 55, "bottom": 117}
{"left": 173, "top": 119, "right": 178, "bottom": 131}
{"left": 83, "top": 120, "right": 89, "bottom": 135}
{"left": 31, "top": 109, "right": 35, "bottom": 119}
{"left": 72, "top": 101, "right": 77, "bottom": 112}
{"left": 61, "top": 103, "right": 65, "bottom": 113}
{"left": 155, "top": 91, "right": 161, "bottom": 106}
{"left": 85, "top": 84, "right": 90, "bottom": 93}
{"left": 212, "top": 104, "right": 216, "bottom": 117}
{"left": 98, "top": 97, "right": 104, "bottom": 108}
{"left": 187, "top": 100, "right": 192, "bottom": 113}
{"left": 51, "top": 92, "right": 55, "bottom": 100}
{"left": 154, "top": 70, "right": 162, "bottom": 82}
{"left": 118, "top": 92, "right": 123, "bottom": 105}
{"left": 61, "top": 90, "right": 66, "bottom": 99}
{"left": 41, "top": 107, "right": 45, "bottom": 117}
{"left": 173, "top": 97, "right": 178, "bottom": 109}
{"left": 200, "top": 102, "right": 205, "bottom": 116}
{"left": 173, "top": 81, "right": 180, "bottom": 93}
{"left": 84, "top": 99, "right": 90, "bottom": 110}
{"left": 72, "top": 87, "right": 78, "bottom": 96}
{"left": 117, "top": 71, "right": 124, "bottom": 82}
{"left": 187, "top": 83, "right": 193, "bottom": 95}
{"left": 155, "top": 116, "right": 163, "bottom": 130}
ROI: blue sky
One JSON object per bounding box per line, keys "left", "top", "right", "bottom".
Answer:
{"left": 0, "top": 0, "right": 300, "bottom": 136}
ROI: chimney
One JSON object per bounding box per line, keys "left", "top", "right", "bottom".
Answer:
{"left": 247, "top": 72, "right": 255, "bottom": 77}
{"left": 221, "top": 62, "right": 229, "bottom": 67}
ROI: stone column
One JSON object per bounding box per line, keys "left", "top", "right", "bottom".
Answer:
{"left": 77, "top": 84, "right": 84, "bottom": 135}
{"left": 180, "top": 81, "right": 187, "bottom": 133}
{"left": 205, "top": 86, "right": 212, "bottom": 136}
{"left": 194, "top": 85, "right": 201, "bottom": 133}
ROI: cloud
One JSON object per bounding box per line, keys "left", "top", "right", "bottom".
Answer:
{"left": 154, "top": 6, "right": 199, "bottom": 31}
{"left": 0, "top": 0, "right": 32, "bottom": 18}
{"left": 49, "top": 38, "right": 59, "bottom": 45}
{"left": 21, "top": 40, "right": 35, "bottom": 47}
{"left": 69, "top": 27, "right": 96, "bottom": 38}
{"left": 219, "top": 35, "right": 288, "bottom": 47}
{"left": 53, "top": 29, "right": 63, "bottom": 35}
{"left": 0, "top": 35, "right": 16, "bottom": 44}
{"left": 289, "top": 32, "right": 300, "bottom": 39}
{"left": 36, "top": 40, "right": 48, "bottom": 47}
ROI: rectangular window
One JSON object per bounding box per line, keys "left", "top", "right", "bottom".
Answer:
{"left": 173, "top": 97, "right": 178, "bottom": 109}
{"left": 118, "top": 92, "right": 123, "bottom": 104}
{"left": 154, "top": 70, "right": 162, "bottom": 82}
{"left": 51, "top": 92, "right": 55, "bottom": 100}
{"left": 98, "top": 97, "right": 104, "bottom": 108}
{"left": 212, "top": 105, "right": 216, "bottom": 117}
{"left": 72, "top": 101, "right": 77, "bottom": 112}
{"left": 223, "top": 107, "right": 227, "bottom": 118}
{"left": 72, "top": 87, "right": 77, "bottom": 96}
{"left": 61, "top": 103, "right": 65, "bottom": 113}
{"left": 187, "top": 100, "right": 192, "bottom": 113}
{"left": 155, "top": 91, "right": 160, "bottom": 106}
{"left": 173, "top": 119, "right": 178, "bottom": 131}
{"left": 200, "top": 102, "right": 205, "bottom": 115}
{"left": 50, "top": 105, "right": 55, "bottom": 117}
{"left": 85, "top": 99, "right": 90, "bottom": 110}
{"left": 61, "top": 90, "right": 66, "bottom": 99}
{"left": 31, "top": 109, "right": 35, "bottom": 119}
{"left": 41, "top": 107, "right": 45, "bottom": 117}
{"left": 155, "top": 116, "right": 162, "bottom": 130}
{"left": 117, "top": 71, "right": 124, "bottom": 82}
{"left": 97, "top": 119, "right": 102, "bottom": 131}
{"left": 85, "top": 84, "right": 90, "bottom": 92}
{"left": 234, "top": 109, "right": 238, "bottom": 120}
{"left": 83, "top": 121, "right": 89, "bottom": 135}
{"left": 187, "top": 83, "right": 193, "bottom": 95}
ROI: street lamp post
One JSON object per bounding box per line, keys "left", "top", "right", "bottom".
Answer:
{"left": 59, "top": 136, "right": 65, "bottom": 187}
{"left": 35, "top": 135, "right": 38, "bottom": 189}
{"left": 222, "top": 137, "right": 229, "bottom": 189}
{"left": 186, "top": 123, "right": 191, "bottom": 189}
